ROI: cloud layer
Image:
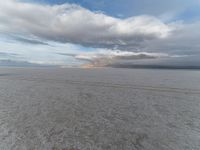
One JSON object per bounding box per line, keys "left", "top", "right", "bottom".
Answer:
{"left": 60, "top": 50, "right": 169, "bottom": 67}
{"left": 0, "top": 0, "right": 172, "bottom": 50}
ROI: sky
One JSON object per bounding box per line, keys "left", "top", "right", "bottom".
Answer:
{"left": 0, "top": 0, "right": 200, "bottom": 67}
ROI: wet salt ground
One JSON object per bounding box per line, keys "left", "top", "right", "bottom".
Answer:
{"left": 0, "top": 68, "right": 200, "bottom": 150}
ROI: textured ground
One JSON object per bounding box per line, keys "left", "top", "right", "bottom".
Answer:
{"left": 0, "top": 67, "right": 200, "bottom": 150}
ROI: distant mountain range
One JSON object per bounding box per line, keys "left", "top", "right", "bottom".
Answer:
{"left": 109, "top": 64, "right": 200, "bottom": 70}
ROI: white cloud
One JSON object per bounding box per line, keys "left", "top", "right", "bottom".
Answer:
{"left": 0, "top": 0, "right": 173, "bottom": 50}
{"left": 70, "top": 50, "right": 170, "bottom": 66}
{"left": 142, "top": 21, "right": 200, "bottom": 55}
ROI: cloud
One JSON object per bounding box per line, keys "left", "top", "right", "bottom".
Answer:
{"left": 0, "top": 0, "right": 172, "bottom": 49}
{"left": 13, "top": 36, "right": 49, "bottom": 45}
{"left": 0, "top": 52, "right": 18, "bottom": 57}
{"left": 0, "top": 51, "right": 21, "bottom": 61}
{"left": 0, "top": 59, "right": 52, "bottom": 67}
{"left": 142, "top": 22, "right": 200, "bottom": 55}
{"left": 60, "top": 50, "right": 170, "bottom": 67}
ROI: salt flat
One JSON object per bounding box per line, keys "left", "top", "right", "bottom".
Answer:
{"left": 0, "top": 67, "right": 200, "bottom": 150}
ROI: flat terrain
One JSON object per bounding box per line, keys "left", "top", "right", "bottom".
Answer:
{"left": 0, "top": 67, "right": 200, "bottom": 150}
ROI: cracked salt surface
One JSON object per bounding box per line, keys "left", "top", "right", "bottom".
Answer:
{"left": 0, "top": 68, "right": 200, "bottom": 150}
